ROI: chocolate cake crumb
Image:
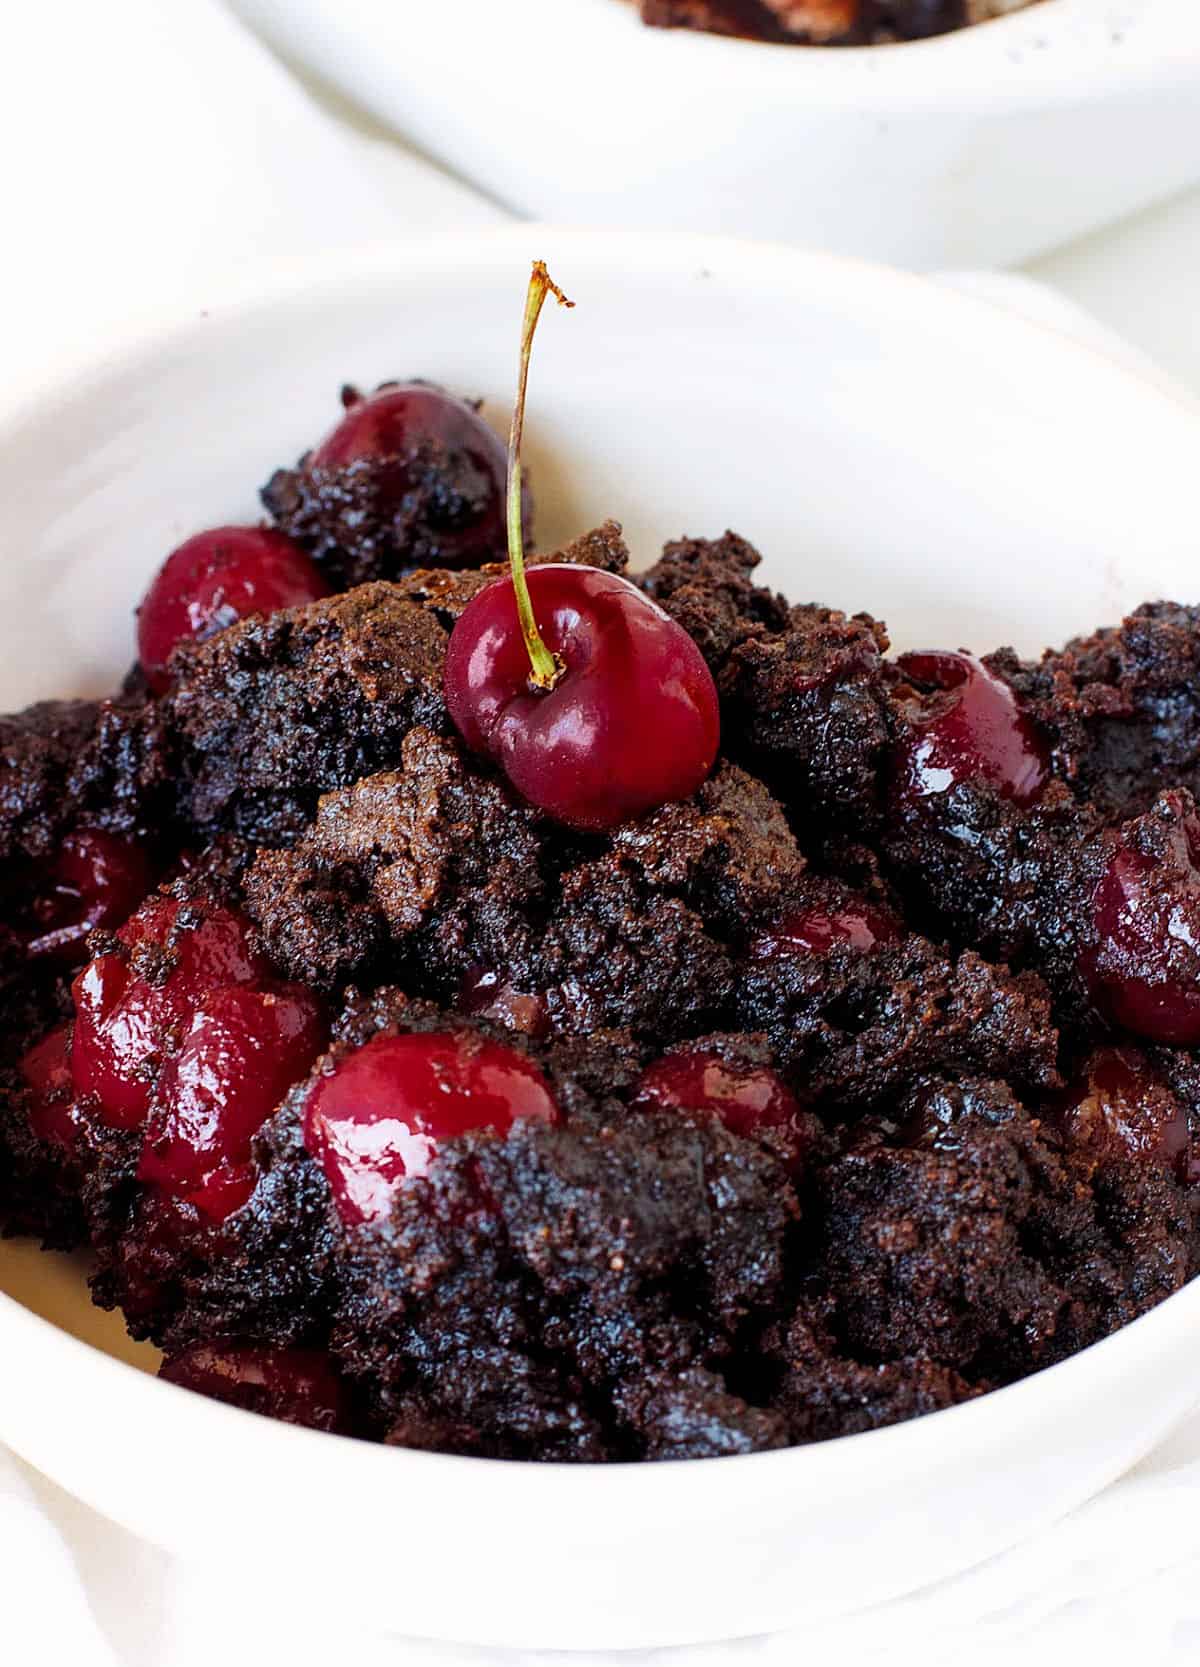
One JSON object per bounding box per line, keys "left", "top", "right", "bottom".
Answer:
{"left": 0, "top": 697, "right": 163, "bottom": 861}
{"left": 164, "top": 584, "right": 449, "bottom": 844}
{"left": 0, "top": 482, "right": 1195, "bottom": 1462}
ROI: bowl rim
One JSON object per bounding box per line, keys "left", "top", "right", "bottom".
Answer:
{"left": 5, "top": 224, "right": 1200, "bottom": 433}
{"left": 4, "top": 221, "right": 1200, "bottom": 1500}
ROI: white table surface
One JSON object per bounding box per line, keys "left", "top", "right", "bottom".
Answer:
{"left": 3, "top": 4, "right": 1200, "bottom": 1665}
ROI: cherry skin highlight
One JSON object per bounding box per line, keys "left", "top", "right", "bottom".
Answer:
{"left": 70, "top": 898, "right": 271, "bottom": 1129}
{"left": 304, "top": 1031, "right": 560, "bottom": 1226}
{"left": 26, "top": 830, "right": 152, "bottom": 963}
{"left": 309, "top": 383, "right": 511, "bottom": 569}
{"left": 1086, "top": 799, "right": 1200, "bottom": 1044}
{"left": 891, "top": 650, "right": 1049, "bottom": 809}
{"left": 138, "top": 983, "right": 325, "bottom": 1220}
{"left": 137, "top": 526, "right": 330, "bottom": 694}
{"left": 159, "top": 1344, "right": 348, "bottom": 1432}
{"left": 634, "top": 1050, "right": 801, "bottom": 1144}
{"left": 750, "top": 902, "right": 899, "bottom": 960}
{"left": 444, "top": 565, "right": 721, "bottom": 830}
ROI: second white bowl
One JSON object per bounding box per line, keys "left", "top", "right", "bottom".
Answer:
{"left": 233, "top": 0, "right": 1200, "bottom": 267}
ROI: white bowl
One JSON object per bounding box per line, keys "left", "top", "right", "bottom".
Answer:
{"left": 2, "top": 228, "right": 1200, "bottom": 1650}
{"left": 231, "top": 0, "right": 1200, "bottom": 268}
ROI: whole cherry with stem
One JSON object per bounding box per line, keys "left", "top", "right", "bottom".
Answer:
{"left": 444, "top": 262, "right": 720, "bottom": 832}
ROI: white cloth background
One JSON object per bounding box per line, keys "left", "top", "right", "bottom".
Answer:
{"left": 4, "top": 3, "right": 1200, "bottom": 1663}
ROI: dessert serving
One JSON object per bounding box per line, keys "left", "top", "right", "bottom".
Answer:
{"left": 2, "top": 260, "right": 1199, "bottom": 1465}
{"left": 636, "top": 0, "right": 1043, "bottom": 46}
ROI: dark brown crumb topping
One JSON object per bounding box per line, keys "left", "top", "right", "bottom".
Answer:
{"left": 2, "top": 507, "right": 1198, "bottom": 1463}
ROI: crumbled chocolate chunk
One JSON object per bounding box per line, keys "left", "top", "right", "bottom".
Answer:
{"left": 0, "top": 697, "right": 164, "bottom": 861}
{"left": 995, "top": 602, "right": 1200, "bottom": 823}
{"left": 163, "top": 584, "right": 449, "bottom": 843}
{"left": 246, "top": 727, "right": 542, "bottom": 992}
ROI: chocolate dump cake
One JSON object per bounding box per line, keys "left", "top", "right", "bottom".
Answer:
{"left": 636, "top": 0, "right": 1042, "bottom": 47}
{"left": 2, "top": 260, "right": 1198, "bottom": 1461}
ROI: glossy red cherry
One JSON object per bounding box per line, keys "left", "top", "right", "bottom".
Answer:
{"left": 310, "top": 382, "right": 511, "bottom": 567}
{"left": 1056, "top": 1047, "right": 1195, "bottom": 1182}
{"left": 304, "top": 1031, "right": 560, "bottom": 1226}
{"left": 26, "top": 830, "right": 152, "bottom": 963}
{"left": 70, "top": 897, "right": 270, "bottom": 1128}
{"left": 633, "top": 1050, "right": 802, "bottom": 1148}
{"left": 137, "top": 526, "right": 330, "bottom": 694}
{"left": 444, "top": 262, "right": 719, "bottom": 831}
{"left": 891, "top": 650, "right": 1048, "bottom": 809}
{"left": 159, "top": 1343, "right": 348, "bottom": 1432}
{"left": 19, "top": 1025, "right": 77, "bottom": 1150}
{"left": 446, "top": 565, "right": 720, "bottom": 831}
{"left": 749, "top": 902, "right": 899, "bottom": 959}
{"left": 1086, "top": 798, "right": 1200, "bottom": 1044}
{"left": 138, "top": 983, "right": 325, "bottom": 1220}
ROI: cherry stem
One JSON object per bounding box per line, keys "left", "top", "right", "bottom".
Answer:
{"left": 508, "top": 260, "right": 574, "bottom": 690}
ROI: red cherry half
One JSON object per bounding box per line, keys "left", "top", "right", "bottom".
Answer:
{"left": 1056, "top": 1047, "right": 1195, "bottom": 1182}
{"left": 19, "top": 1025, "right": 78, "bottom": 1150}
{"left": 138, "top": 983, "right": 325, "bottom": 1220}
{"left": 137, "top": 526, "right": 330, "bottom": 694}
{"left": 445, "top": 564, "right": 720, "bottom": 831}
{"left": 26, "top": 830, "right": 152, "bottom": 963}
{"left": 891, "top": 650, "right": 1048, "bottom": 809}
{"left": 160, "top": 1344, "right": 348, "bottom": 1432}
{"left": 303, "top": 1031, "right": 560, "bottom": 1226}
{"left": 634, "top": 1050, "right": 802, "bottom": 1149}
{"left": 750, "top": 902, "right": 899, "bottom": 960}
{"left": 70, "top": 898, "right": 270, "bottom": 1129}
{"left": 1086, "top": 801, "right": 1200, "bottom": 1044}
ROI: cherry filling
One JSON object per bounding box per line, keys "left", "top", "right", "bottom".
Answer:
{"left": 633, "top": 1051, "right": 803, "bottom": 1156}
{"left": 308, "top": 382, "right": 511, "bottom": 568}
{"left": 19, "top": 1025, "right": 77, "bottom": 1151}
{"left": 138, "top": 983, "right": 325, "bottom": 1220}
{"left": 70, "top": 897, "right": 271, "bottom": 1128}
{"left": 1086, "top": 799, "right": 1200, "bottom": 1045}
{"left": 749, "top": 902, "right": 899, "bottom": 960}
{"left": 890, "top": 650, "right": 1049, "bottom": 810}
{"left": 25, "top": 830, "right": 152, "bottom": 964}
{"left": 1056, "top": 1048, "right": 1196, "bottom": 1183}
{"left": 159, "top": 1344, "right": 348, "bottom": 1432}
{"left": 303, "top": 1031, "right": 560, "bottom": 1227}
{"left": 137, "top": 525, "right": 330, "bottom": 694}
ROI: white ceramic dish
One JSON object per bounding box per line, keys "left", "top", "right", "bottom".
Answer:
{"left": 230, "top": 0, "right": 1200, "bottom": 268}
{"left": 2, "top": 228, "right": 1200, "bottom": 1650}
